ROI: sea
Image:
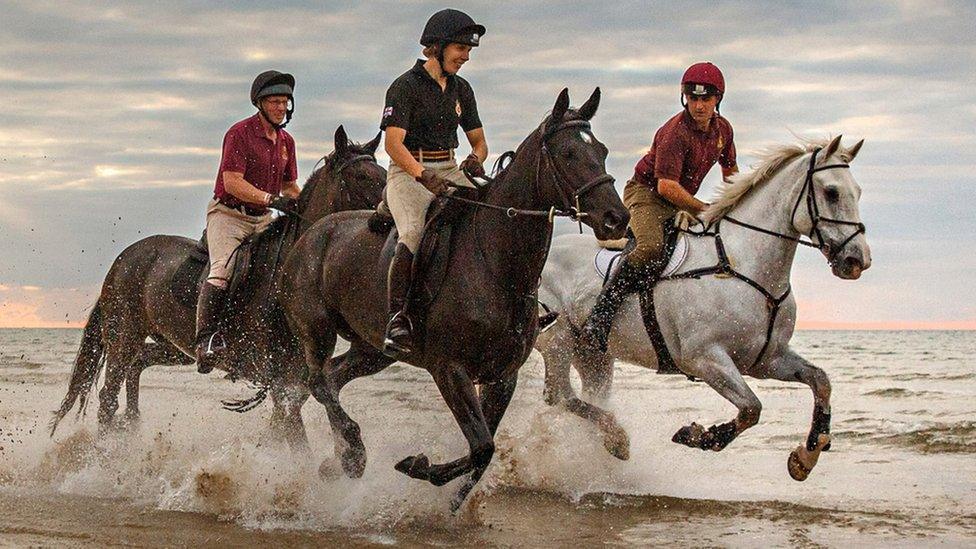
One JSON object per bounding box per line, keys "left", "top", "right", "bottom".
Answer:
{"left": 0, "top": 328, "right": 973, "bottom": 547}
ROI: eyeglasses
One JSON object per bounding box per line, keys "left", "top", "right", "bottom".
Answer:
{"left": 263, "top": 98, "right": 290, "bottom": 107}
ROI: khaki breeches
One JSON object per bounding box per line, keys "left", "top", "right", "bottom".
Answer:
{"left": 385, "top": 160, "right": 475, "bottom": 253}
{"left": 205, "top": 198, "right": 271, "bottom": 286}
{"left": 623, "top": 179, "right": 678, "bottom": 268}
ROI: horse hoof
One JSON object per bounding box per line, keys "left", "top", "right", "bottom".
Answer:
{"left": 602, "top": 424, "right": 631, "bottom": 461}
{"left": 672, "top": 422, "right": 705, "bottom": 448}
{"left": 788, "top": 434, "right": 830, "bottom": 481}
{"left": 340, "top": 446, "right": 366, "bottom": 479}
{"left": 394, "top": 454, "right": 430, "bottom": 481}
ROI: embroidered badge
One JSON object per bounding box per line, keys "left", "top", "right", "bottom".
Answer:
{"left": 717, "top": 135, "right": 724, "bottom": 150}
{"left": 455, "top": 100, "right": 462, "bottom": 117}
{"left": 383, "top": 106, "right": 394, "bottom": 118}
{"left": 281, "top": 146, "right": 288, "bottom": 164}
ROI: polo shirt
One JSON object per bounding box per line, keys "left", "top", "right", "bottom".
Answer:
{"left": 213, "top": 113, "right": 298, "bottom": 209}
{"left": 633, "top": 110, "right": 736, "bottom": 195}
{"left": 380, "top": 59, "right": 482, "bottom": 151}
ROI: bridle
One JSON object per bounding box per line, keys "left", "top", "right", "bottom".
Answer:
{"left": 724, "top": 147, "right": 866, "bottom": 264}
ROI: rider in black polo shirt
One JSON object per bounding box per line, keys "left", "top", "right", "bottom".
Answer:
{"left": 379, "top": 8, "right": 489, "bottom": 358}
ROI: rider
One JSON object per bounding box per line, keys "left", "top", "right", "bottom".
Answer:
{"left": 576, "top": 62, "right": 738, "bottom": 369}
{"left": 195, "top": 70, "right": 302, "bottom": 374}
{"left": 379, "top": 8, "right": 489, "bottom": 358}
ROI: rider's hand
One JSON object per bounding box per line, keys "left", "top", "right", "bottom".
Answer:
{"left": 674, "top": 210, "right": 701, "bottom": 230}
{"left": 268, "top": 195, "right": 299, "bottom": 215}
{"left": 459, "top": 153, "right": 485, "bottom": 179}
{"left": 416, "top": 169, "right": 450, "bottom": 196}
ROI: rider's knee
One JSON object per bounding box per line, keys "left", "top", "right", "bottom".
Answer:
{"left": 206, "top": 277, "right": 229, "bottom": 290}
{"left": 628, "top": 241, "right": 664, "bottom": 268}
{"left": 397, "top": 231, "right": 421, "bottom": 254}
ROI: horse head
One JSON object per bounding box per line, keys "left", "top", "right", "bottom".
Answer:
{"left": 299, "top": 125, "right": 385, "bottom": 223}
{"left": 792, "top": 135, "right": 872, "bottom": 280}
{"left": 534, "top": 88, "right": 629, "bottom": 240}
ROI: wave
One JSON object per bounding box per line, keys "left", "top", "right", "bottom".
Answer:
{"left": 837, "top": 420, "right": 976, "bottom": 454}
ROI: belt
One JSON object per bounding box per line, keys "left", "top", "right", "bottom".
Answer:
{"left": 409, "top": 149, "right": 454, "bottom": 162}
{"left": 217, "top": 197, "right": 268, "bottom": 217}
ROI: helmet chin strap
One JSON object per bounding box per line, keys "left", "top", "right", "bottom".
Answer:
{"left": 435, "top": 42, "right": 456, "bottom": 76}
{"left": 258, "top": 98, "right": 294, "bottom": 130}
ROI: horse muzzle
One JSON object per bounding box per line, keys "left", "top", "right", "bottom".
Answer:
{"left": 588, "top": 206, "right": 629, "bottom": 240}
{"left": 830, "top": 252, "right": 869, "bottom": 280}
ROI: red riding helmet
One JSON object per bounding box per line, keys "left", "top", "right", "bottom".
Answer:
{"left": 681, "top": 62, "right": 725, "bottom": 97}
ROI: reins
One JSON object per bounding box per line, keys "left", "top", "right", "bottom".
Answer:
{"left": 661, "top": 147, "right": 865, "bottom": 370}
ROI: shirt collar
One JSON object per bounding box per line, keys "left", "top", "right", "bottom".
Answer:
{"left": 682, "top": 109, "right": 716, "bottom": 134}
{"left": 248, "top": 112, "right": 279, "bottom": 140}
{"left": 411, "top": 58, "right": 456, "bottom": 88}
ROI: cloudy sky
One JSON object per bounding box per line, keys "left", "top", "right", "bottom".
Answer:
{"left": 1, "top": 0, "right": 974, "bottom": 328}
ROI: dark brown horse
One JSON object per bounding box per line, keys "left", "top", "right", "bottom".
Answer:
{"left": 50, "top": 127, "right": 385, "bottom": 448}
{"left": 279, "top": 89, "right": 630, "bottom": 509}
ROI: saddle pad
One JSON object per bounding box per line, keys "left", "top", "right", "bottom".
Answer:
{"left": 594, "top": 234, "right": 688, "bottom": 279}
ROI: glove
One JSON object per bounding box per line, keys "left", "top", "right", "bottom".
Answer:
{"left": 416, "top": 169, "right": 450, "bottom": 196}
{"left": 268, "top": 195, "right": 299, "bottom": 215}
{"left": 674, "top": 210, "right": 701, "bottom": 230}
{"left": 459, "top": 153, "right": 485, "bottom": 179}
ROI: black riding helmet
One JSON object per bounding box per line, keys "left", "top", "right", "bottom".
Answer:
{"left": 250, "top": 70, "right": 295, "bottom": 129}
{"left": 420, "top": 9, "right": 485, "bottom": 74}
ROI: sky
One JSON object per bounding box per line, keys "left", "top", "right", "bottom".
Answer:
{"left": 0, "top": 0, "right": 974, "bottom": 329}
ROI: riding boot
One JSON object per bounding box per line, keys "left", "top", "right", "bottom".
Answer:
{"left": 638, "top": 289, "right": 683, "bottom": 376}
{"left": 383, "top": 243, "right": 416, "bottom": 359}
{"left": 194, "top": 282, "right": 228, "bottom": 374}
{"left": 575, "top": 255, "right": 650, "bottom": 359}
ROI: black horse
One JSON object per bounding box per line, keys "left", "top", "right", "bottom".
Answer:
{"left": 279, "top": 89, "right": 630, "bottom": 509}
{"left": 50, "top": 127, "right": 385, "bottom": 448}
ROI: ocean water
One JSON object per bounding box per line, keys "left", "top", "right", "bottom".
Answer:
{"left": 0, "top": 328, "right": 973, "bottom": 546}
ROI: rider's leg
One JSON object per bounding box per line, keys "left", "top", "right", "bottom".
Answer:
{"left": 383, "top": 163, "right": 436, "bottom": 357}
{"left": 577, "top": 180, "right": 676, "bottom": 356}
{"left": 195, "top": 200, "right": 266, "bottom": 373}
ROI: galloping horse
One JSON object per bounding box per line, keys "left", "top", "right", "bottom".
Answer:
{"left": 279, "top": 88, "right": 630, "bottom": 510}
{"left": 537, "top": 135, "right": 871, "bottom": 480}
{"left": 50, "top": 127, "right": 385, "bottom": 448}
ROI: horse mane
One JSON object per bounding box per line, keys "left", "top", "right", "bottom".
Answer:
{"left": 297, "top": 141, "right": 377, "bottom": 214}
{"left": 702, "top": 136, "right": 835, "bottom": 224}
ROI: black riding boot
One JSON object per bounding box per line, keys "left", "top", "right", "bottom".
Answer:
{"left": 383, "top": 243, "right": 415, "bottom": 359}
{"left": 576, "top": 256, "right": 651, "bottom": 358}
{"left": 195, "top": 282, "right": 228, "bottom": 374}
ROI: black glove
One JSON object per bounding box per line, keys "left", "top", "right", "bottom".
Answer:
{"left": 416, "top": 169, "right": 451, "bottom": 195}
{"left": 268, "top": 196, "right": 299, "bottom": 215}
{"left": 459, "top": 153, "right": 485, "bottom": 179}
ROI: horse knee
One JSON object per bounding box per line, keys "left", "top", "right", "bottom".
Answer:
{"left": 810, "top": 367, "right": 831, "bottom": 400}
{"left": 739, "top": 402, "right": 762, "bottom": 428}
{"left": 471, "top": 442, "right": 495, "bottom": 469}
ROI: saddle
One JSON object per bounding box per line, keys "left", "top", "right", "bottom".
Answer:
{"left": 374, "top": 187, "right": 480, "bottom": 334}
{"left": 169, "top": 229, "right": 266, "bottom": 311}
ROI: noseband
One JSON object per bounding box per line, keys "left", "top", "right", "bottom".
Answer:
{"left": 331, "top": 153, "right": 378, "bottom": 210}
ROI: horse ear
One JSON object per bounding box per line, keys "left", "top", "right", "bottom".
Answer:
{"left": 334, "top": 125, "right": 349, "bottom": 156}
{"left": 548, "top": 88, "right": 570, "bottom": 129}
{"left": 577, "top": 87, "right": 601, "bottom": 121}
{"left": 823, "top": 134, "right": 842, "bottom": 160}
{"left": 845, "top": 139, "right": 864, "bottom": 162}
{"left": 364, "top": 131, "right": 382, "bottom": 155}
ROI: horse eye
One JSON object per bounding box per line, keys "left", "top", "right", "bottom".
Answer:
{"left": 824, "top": 187, "right": 840, "bottom": 202}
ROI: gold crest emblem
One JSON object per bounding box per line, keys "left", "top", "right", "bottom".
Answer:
{"left": 717, "top": 135, "right": 724, "bottom": 150}
{"left": 456, "top": 100, "right": 462, "bottom": 117}
{"left": 281, "top": 146, "right": 288, "bottom": 163}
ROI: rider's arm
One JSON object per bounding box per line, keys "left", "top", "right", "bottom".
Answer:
{"left": 281, "top": 180, "right": 301, "bottom": 199}
{"left": 384, "top": 126, "right": 425, "bottom": 179}
{"left": 464, "top": 127, "right": 488, "bottom": 163}
{"left": 657, "top": 178, "right": 708, "bottom": 214}
{"left": 223, "top": 172, "right": 273, "bottom": 205}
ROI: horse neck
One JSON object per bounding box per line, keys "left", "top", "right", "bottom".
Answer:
{"left": 720, "top": 157, "right": 808, "bottom": 292}
{"left": 469, "top": 137, "right": 554, "bottom": 294}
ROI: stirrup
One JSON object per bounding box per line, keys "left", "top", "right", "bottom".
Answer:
{"left": 538, "top": 311, "right": 559, "bottom": 333}
{"left": 382, "top": 311, "right": 414, "bottom": 357}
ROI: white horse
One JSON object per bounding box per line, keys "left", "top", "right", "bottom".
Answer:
{"left": 536, "top": 135, "right": 871, "bottom": 480}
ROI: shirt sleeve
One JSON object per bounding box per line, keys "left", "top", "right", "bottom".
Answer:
{"left": 653, "top": 129, "right": 687, "bottom": 182}
{"left": 285, "top": 136, "right": 298, "bottom": 182}
{"left": 380, "top": 79, "right": 411, "bottom": 131}
{"left": 720, "top": 124, "right": 737, "bottom": 170}
{"left": 458, "top": 81, "right": 482, "bottom": 132}
{"left": 218, "top": 128, "right": 247, "bottom": 174}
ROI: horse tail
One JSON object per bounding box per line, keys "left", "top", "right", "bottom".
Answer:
{"left": 50, "top": 302, "right": 106, "bottom": 436}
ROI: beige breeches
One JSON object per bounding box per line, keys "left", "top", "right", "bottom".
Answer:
{"left": 204, "top": 198, "right": 271, "bottom": 287}
{"left": 385, "top": 160, "right": 475, "bottom": 253}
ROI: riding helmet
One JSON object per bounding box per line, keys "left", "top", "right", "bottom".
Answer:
{"left": 250, "top": 70, "right": 295, "bottom": 106}
{"left": 420, "top": 8, "right": 486, "bottom": 47}
{"left": 681, "top": 62, "right": 725, "bottom": 96}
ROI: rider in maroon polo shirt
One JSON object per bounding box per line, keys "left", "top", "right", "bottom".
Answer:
{"left": 195, "top": 70, "right": 301, "bottom": 374}
{"left": 577, "top": 62, "right": 738, "bottom": 370}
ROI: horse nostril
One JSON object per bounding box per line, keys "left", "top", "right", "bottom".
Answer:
{"left": 844, "top": 256, "right": 862, "bottom": 270}
{"left": 603, "top": 212, "right": 622, "bottom": 232}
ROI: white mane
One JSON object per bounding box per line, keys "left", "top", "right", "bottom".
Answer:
{"left": 702, "top": 136, "right": 847, "bottom": 224}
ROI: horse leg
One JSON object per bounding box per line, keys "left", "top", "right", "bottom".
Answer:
{"left": 123, "top": 353, "right": 147, "bottom": 424}
{"left": 672, "top": 351, "right": 762, "bottom": 452}
{"left": 308, "top": 340, "right": 390, "bottom": 478}
{"left": 541, "top": 327, "right": 575, "bottom": 406}
{"left": 756, "top": 348, "right": 832, "bottom": 481}
{"left": 394, "top": 363, "right": 494, "bottom": 511}
{"left": 98, "top": 337, "right": 141, "bottom": 432}
{"left": 269, "top": 383, "right": 311, "bottom": 454}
